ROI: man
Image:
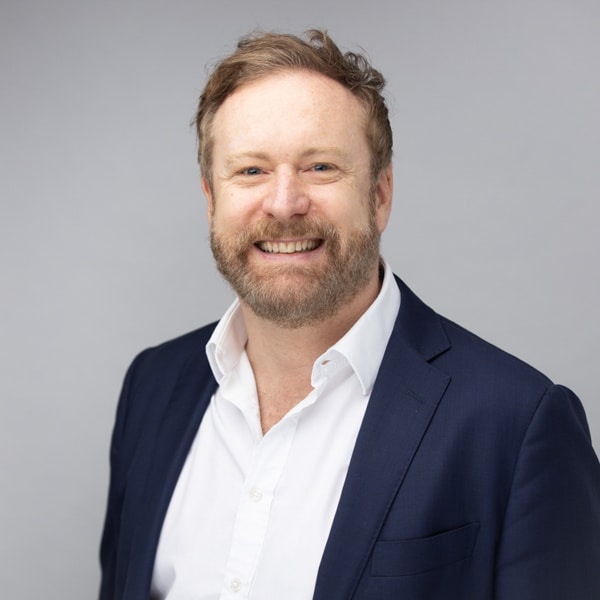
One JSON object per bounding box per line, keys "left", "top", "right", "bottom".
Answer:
{"left": 99, "top": 30, "right": 600, "bottom": 599}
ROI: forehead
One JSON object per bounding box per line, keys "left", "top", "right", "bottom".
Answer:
{"left": 211, "top": 70, "right": 368, "bottom": 157}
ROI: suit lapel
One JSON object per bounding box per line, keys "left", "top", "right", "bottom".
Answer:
{"left": 116, "top": 279, "right": 450, "bottom": 599}
{"left": 314, "top": 279, "right": 451, "bottom": 600}
{"left": 121, "top": 349, "right": 218, "bottom": 598}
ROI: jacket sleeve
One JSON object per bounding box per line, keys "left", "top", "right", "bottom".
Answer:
{"left": 494, "top": 384, "right": 600, "bottom": 598}
{"left": 98, "top": 351, "right": 147, "bottom": 600}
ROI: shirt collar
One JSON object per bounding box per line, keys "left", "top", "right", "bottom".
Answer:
{"left": 312, "top": 258, "right": 400, "bottom": 395}
{"left": 206, "top": 258, "right": 400, "bottom": 393}
{"left": 205, "top": 297, "right": 247, "bottom": 384}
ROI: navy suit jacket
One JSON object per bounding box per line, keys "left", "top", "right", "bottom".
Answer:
{"left": 99, "top": 277, "right": 600, "bottom": 599}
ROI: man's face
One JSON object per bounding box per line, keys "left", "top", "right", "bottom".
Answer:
{"left": 203, "top": 70, "right": 392, "bottom": 328}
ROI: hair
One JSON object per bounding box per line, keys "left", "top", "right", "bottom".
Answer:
{"left": 195, "top": 29, "right": 392, "bottom": 190}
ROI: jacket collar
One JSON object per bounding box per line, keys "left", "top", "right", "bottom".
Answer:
{"left": 314, "top": 277, "right": 452, "bottom": 600}
{"left": 121, "top": 276, "right": 451, "bottom": 598}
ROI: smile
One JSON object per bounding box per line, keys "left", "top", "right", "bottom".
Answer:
{"left": 257, "top": 239, "right": 321, "bottom": 254}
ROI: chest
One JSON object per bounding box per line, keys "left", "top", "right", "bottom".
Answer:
{"left": 151, "top": 369, "right": 369, "bottom": 599}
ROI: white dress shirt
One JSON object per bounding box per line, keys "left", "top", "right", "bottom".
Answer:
{"left": 151, "top": 260, "right": 400, "bottom": 599}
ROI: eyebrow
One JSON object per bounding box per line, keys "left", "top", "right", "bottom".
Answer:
{"left": 224, "top": 147, "right": 348, "bottom": 168}
{"left": 299, "top": 147, "right": 347, "bottom": 160}
{"left": 223, "top": 152, "right": 270, "bottom": 170}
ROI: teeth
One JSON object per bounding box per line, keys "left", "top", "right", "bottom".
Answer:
{"left": 259, "top": 240, "right": 319, "bottom": 254}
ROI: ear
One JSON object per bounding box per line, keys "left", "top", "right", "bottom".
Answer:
{"left": 374, "top": 163, "right": 393, "bottom": 233}
{"left": 201, "top": 176, "right": 215, "bottom": 224}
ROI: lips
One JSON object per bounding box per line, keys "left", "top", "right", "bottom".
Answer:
{"left": 257, "top": 239, "right": 322, "bottom": 254}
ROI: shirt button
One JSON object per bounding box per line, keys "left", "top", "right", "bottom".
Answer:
{"left": 230, "top": 578, "right": 242, "bottom": 592}
{"left": 249, "top": 487, "right": 263, "bottom": 502}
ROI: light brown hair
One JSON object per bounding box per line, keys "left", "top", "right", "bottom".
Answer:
{"left": 195, "top": 29, "right": 392, "bottom": 190}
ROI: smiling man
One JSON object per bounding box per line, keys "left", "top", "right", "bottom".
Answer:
{"left": 207, "top": 70, "right": 388, "bottom": 333}
{"left": 99, "top": 30, "right": 600, "bottom": 600}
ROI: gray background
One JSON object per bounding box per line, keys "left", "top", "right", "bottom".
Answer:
{"left": 1, "top": 0, "right": 598, "bottom": 597}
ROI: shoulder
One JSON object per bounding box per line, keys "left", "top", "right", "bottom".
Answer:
{"left": 439, "top": 314, "right": 551, "bottom": 388}
{"left": 430, "top": 313, "right": 567, "bottom": 459}
{"left": 393, "top": 275, "right": 552, "bottom": 393}
{"left": 128, "top": 321, "right": 218, "bottom": 379}
{"left": 436, "top": 314, "right": 558, "bottom": 433}
{"left": 391, "top": 276, "right": 559, "bottom": 442}
{"left": 115, "top": 322, "right": 219, "bottom": 430}
{"left": 110, "top": 322, "right": 219, "bottom": 457}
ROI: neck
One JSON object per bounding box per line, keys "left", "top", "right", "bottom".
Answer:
{"left": 239, "top": 267, "right": 382, "bottom": 432}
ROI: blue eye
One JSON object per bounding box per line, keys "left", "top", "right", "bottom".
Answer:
{"left": 313, "top": 164, "right": 331, "bottom": 171}
{"left": 242, "top": 167, "right": 262, "bottom": 175}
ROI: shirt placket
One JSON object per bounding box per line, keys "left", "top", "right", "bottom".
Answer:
{"left": 220, "top": 412, "right": 301, "bottom": 599}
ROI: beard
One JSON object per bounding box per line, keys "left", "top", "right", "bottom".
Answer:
{"left": 210, "top": 210, "right": 381, "bottom": 329}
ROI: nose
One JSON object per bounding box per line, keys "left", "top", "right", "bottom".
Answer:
{"left": 262, "top": 167, "right": 310, "bottom": 221}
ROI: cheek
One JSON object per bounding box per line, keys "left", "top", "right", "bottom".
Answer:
{"left": 211, "top": 193, "right": 253, "bottom": 229}
{"left": 212, "top": 206, "right": 264, "bottom": 245}
{"left": 315, "top": 187, "right": 370, "bottom": 222}
{"left": 330, "top": 199, "right": 374, "bottom": 233}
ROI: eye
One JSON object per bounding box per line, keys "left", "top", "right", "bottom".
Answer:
{"left": 305, "top": 163, "right": 341, "bottom": 183}
{"left": 240, "top": 166, "right": 263, "bottom": 176}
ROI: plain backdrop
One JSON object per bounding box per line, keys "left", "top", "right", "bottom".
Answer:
{"left": 1, "top": 0, "right": 599, "bottom": 597}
